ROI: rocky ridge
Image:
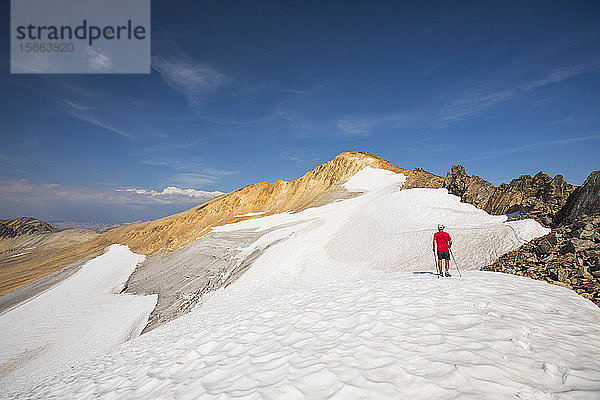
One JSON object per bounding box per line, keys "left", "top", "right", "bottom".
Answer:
{"left": 482, "top": 169, "right": 600, "bottom": 305}
{"left": 403, "top": 168, "right": 445, "bottom": 189}
{"left": 0, "top": 217, "right": 58, "bottom": 239}
{"left": 554, "top": 171, "right": 600, "bottom": 225}
{"left": 482, "top": 214, "right": 600, "bottom": 305}
{"left": 0, "top": 152, "right": 416, "bottom": 294}
{"left": 444, "top": 166, "right": 576, "bottom": 227}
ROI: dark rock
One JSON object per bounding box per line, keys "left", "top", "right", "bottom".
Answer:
{"left": 444, "top": 166, "right": 576, "bottom": 227}
{"left": 535, "top": 239, "right": 554, "bottom": 257}
{"left": 559, "top": 240, "right": 576, "bottom": 255}
{"left": 444, "top": 165, "right": 469, "bottom": 196}
{"left": 558, "top": 268, "right": 569, "bottom": 282}
{"left": 403, "top": 168, "right": 446, "bottom": 190}
{"left": 554, "top": 171, "right": 600, "bottom": 226}
{"left": 444, "top": 166, "right": 496, "bottom": 210}
{"left": 482, "top": 214, "right": 600, "bottom": 307}
{"left": 0, "top": 217, "right": 58, "bottom": 239}
{"left": 545, "top": 232, "right": 558, "bottom": 246}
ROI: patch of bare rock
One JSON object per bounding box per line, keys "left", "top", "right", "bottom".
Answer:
{"left": 483, "top": 171, "right": 600, "bottom": 306}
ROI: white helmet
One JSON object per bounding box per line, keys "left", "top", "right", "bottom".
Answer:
{"left": 438, "top": 224, "right": 445, "bottom": 230}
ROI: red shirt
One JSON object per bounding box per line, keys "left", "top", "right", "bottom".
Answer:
{"left": 434, "top": 231, "right": 451, "bottom": 252}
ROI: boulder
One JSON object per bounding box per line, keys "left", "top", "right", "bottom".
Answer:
{"left": 535, "top": 239, "right": 553, "bottom": 257}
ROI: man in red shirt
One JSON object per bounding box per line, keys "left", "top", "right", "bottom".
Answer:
{"left": 433, "top": 224, "right": 452, "bottom": 277}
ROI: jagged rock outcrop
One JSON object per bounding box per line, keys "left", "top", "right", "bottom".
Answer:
{"left": 444, "top": 166, "right": 495, "bottom": 209}
{"left": 444, "top": 166, "right": 576, "bottom": 226}
{"left": 554, "top": 171, "right": 600, "bottom": 226}
{"left": 483, "top": 214, "right": 600, "bottom": 305}
{"left": 0, "top": 217, "right": 58, "bottom": 239}
{"left": 403, "top": 168, "right": 445, "bottom": 189}
{"left": 487, "top": 172, "right": 576, "bottom": 226}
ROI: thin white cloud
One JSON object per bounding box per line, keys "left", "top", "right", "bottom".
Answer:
{"left": 63, "top": 99, "right": 133, "bottom": 138}
{"left": 152, "top": 55, "right": 230, "bottom": 108}
{"left": 85, "top": 47, "right": 113, "bottom": 72}
{"left": 0, "top": 179, "right": 224, "bottom": 207}
{"left": 336, "top": 111, "right": 421, "bottom": 136}
{"left": 463, "top": 133, "right": 600, "bottom": 162}
{"left": 117, "top": 186, "right": 224, "bottom": 200}
{"left": 440, "top": 62, "right": 600, "bottom": 121}
{"left": 171, "top": 172, "right": 235, "bottom": 187}
{"left": 64, "top": 99, "right": 93, "bottom": 110}
{"left": 335, "top": 118, "right": 371, "bottom": 136}
{"left": 71, "top": 113, "right": 133, "bottom": 138}
{"left": 11, "top": 52, "right": 52, "bottom": 73}
{"left": 138, "top": 154, "right": 237, "bottom": 186}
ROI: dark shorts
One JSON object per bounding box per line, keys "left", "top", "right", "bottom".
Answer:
{"left": 437, "top": 251, "right": 450, "bottom": 260}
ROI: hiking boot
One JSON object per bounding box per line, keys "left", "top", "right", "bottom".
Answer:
{"left": 445, "top": 271, "right": 451, "bottom": 277}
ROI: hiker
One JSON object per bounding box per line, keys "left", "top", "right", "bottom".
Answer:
{"left": 433, "top": 224, "right": 452, "bottom": 277}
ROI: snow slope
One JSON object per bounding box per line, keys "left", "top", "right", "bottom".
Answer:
{"left": 0, "top": 244, "right": 157, "bottom": 395}
{"left": 21, "top": 272, "right": 600, "bottom": 400}
{"left": 6, "top": 167, "right": 600, "bottom": 399}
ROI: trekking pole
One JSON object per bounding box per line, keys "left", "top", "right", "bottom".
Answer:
{"left": 433, "top": 250, "right": 439, "bottom": 278}
{"left": 449, "top": 248, "right": 462, "bottom": 277}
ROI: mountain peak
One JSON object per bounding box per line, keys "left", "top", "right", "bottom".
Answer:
{"left": 332, "top": 151, "right": 407, "bottom": 172}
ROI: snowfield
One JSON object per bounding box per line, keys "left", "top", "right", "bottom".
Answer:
{"left": 20, "top": 272, "right": 600, "bottom": 400}
{"left": 0, "top": 244, "right": 157, "bottom": 396}
{"left": 3, "top": 167, "right": 600, "bottom": 399}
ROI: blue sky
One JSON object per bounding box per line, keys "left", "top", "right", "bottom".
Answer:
{"left": 1, "top": 1, "right": 599, "bottom": 224}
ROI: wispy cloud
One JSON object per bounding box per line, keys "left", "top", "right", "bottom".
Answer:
{"left": 85, "top": 47, "right": 112, "bottom": 72}
{"left": 0, "top": 179, "right": 224, "bottom": 207}
{"left": 278, "top": 150, "right": 320, "bottom": 165}
{"left": 69, "top": 112, "right": 133, "bottom": 138}
{"left": 463, "top": 133, "right": 600, "bottom": 162}
{"left": 116, "top": 186, "right": 224, "bottom": 201}
{"left": 440, "top": 62, "right": 600, "bottom": 121}
{"left": 63, "top": 99, "right": 93, "bottom": 111}
{"left": 62, "top": 99, "right": 133, "bottom": 138}
{"left": 335, "top": 111, "right": 422, "bottom": 136}
{"left": 170, "top": 171, "right": 236, "bottom": 187}
{"left": 138, "top": 152, "right": 237, "bottom": 186}
{"left": 332, "top": 61, "right": 600, "bottom": 135}
{"left": 10, "top": 52, "right": 52, "bottom": 73}
{"left": 152, "top": 55, "right": 230, "bottom": 108}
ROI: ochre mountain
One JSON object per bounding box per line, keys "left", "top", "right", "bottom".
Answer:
{"left": 93, "top": 151, "right": 412, "bottom": 255}
{"left": 1, "top": 151, "right": 432, "bottom": 295}
{"left": 0, "top": 151, "right": 594, "bottom": 298}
